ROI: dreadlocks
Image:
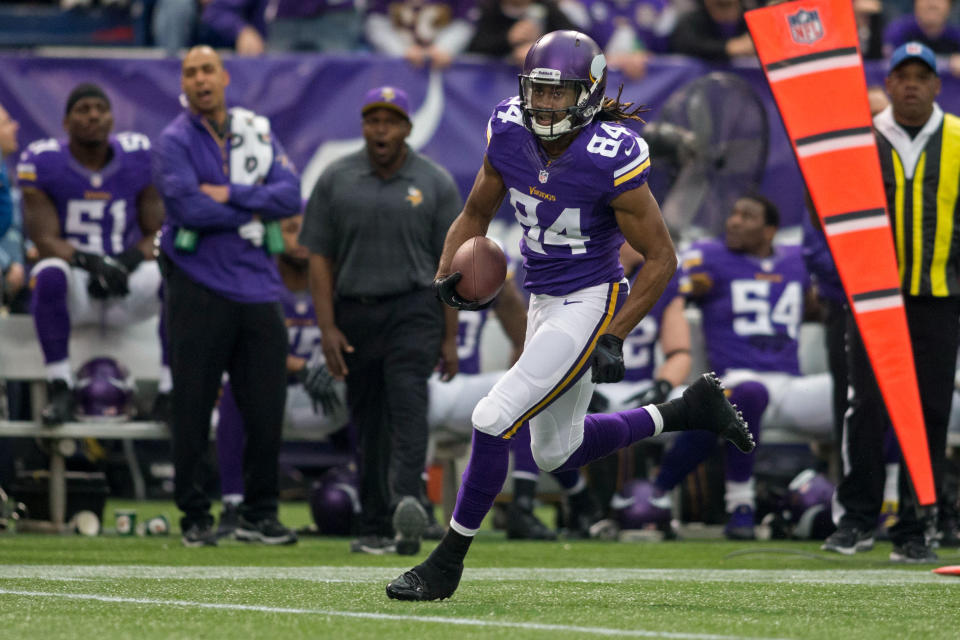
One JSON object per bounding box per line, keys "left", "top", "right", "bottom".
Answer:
{"left": 596, "top": 84, "right": 649, "bottom": 124}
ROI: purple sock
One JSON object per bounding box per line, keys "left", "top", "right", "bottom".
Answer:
{"left": 724, "top": 381, "right": 768, "bottom": 483}
{"left": 882, "top": 425, "right": 901, "bottom": 464}
{"left": 510, "top": 424, "right": 539, "bottom": 475}
{"left": 31, "top": 266, "right": 70, "bottom": 364}
{"left": 451, "top": 430, "right": 509, "bottom": 531}
{"left": 216, "top": 382, "right": 246, "bottom": 497}
{"left": 552, "top": 407, "right": 656, "bottom": 472}
{"left": 653, "top": 430, "right": 717, "bottom": 492}
{"left": 551, "top": 468, "right": 581, "bottom": 490}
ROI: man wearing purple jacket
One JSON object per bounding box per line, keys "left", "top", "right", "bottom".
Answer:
{"left": 154, "top": 46, "right": 301, "bottom": 547}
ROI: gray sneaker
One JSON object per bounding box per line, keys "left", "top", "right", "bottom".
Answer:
{"left": 393, "top": 496, "right": 428, "bottom": 556}
{"left": 350, "top": 535, "right": 397, "bottom": 554}
{"left": 890, "top": 539, "right": 938, "bottom": 563}
{"left": 181, "top": 522, "right": 218, "bottom": 547}
{"left": 235, "top": 516, "right": 298, "bottom": 545}
{"left": 821, "top": 526, "right": 874, "bottom": 555}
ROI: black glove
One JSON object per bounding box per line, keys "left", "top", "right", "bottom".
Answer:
{"left": 626, "top": 379, "right": 673, "bottom": 408}
{"left": 434, "top": 273, "right": 493, "bottom": 311}
{"left": 590, "top": 334, "right": 625, "bottom": 383}
{"left": 72, "top": 251, "right": 129, "bottom": 299}
{"left": 297, "top": 364, "right": 341, "bottom": 415}
{"left": 114, "top": 247, "right": 145, "bottom": 273}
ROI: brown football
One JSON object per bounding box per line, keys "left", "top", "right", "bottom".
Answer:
{"left": 450, "top": 236, "right": 507, "bottom": 304}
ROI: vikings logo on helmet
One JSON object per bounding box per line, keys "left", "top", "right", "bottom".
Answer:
{"left": 614, "top": 479, "right": 671, "bottom": 530}
{"left": 518, "top": 30, "right": 608, "bottom": 141}
{"left": 74, "top": 357, "right": 135, "bottom": 421}
{"left": 783, "top": 468, "right": 835, "bottom": 540}
{"left": 309, "top": 466, "right": 361, "bottom": 535}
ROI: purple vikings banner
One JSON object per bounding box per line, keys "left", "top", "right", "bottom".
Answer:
{"left": 0, "top": 53, "right": 953, "bottom": 237}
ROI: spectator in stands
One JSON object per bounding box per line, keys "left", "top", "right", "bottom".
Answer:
{"left": 648, "top": 195, "right": 832, "bottom": 540}
{"left": 670, "top": 0, "right": 754, "bottom": 61}
{"left": 825, "top": 42, "right": 960, "bottom": 561}
{"left": 886, "top": 0, "right": 960, "bottom": 76}
{"left": 152, "top": 0, "right": 201, "bottom": 56}
{"left": 202, "top": 0, "right": 362, "bottom": 55}
{"left": 582, "top": 0, "right": 679, "bottom": 79}
{"left": 154, "top": 46, "right": 301, "bottom": 547}
{"left": 300, "top": 86, "right": 461, "bottom": 556}
{"left": 0, "top": 103, "right": 17, "bottom": 239}
{"left": 467, "top": 0, "right": 578, "bottom": 66}
{"left": 214, "top": 215, "right": 346, "bottom": 542}
{"left": 366, "top": 0, "right": 476, "bottom": 69}
{"left": 855, "top": 0, "right": 886, "bottom": 59}
{"left": 18, "top": 84, "right": 166, "bottom": 426}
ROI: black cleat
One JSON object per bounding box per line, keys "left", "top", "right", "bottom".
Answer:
{"left": 682, "top": 373, "right": 755, "bottom": 453}
{"left": 386, "top": 560, "right": 463, "bottom": 601}
{"left": 41, "top": 379, "right": 74, "bottom": 426}
{"left": 506, "top": 503, "right": 557, "bottom": 540}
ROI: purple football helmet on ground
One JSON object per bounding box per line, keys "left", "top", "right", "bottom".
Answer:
{"left": 785, "top": 469, "right": 836, "bottom": 540}
{"left": 616, "top": 479, "right": 671, "bottom": 529}
{"left": 310, "top": 467, "right": 361, "bottom": 536}
{"left": 519, "top": 30, "right": 608, "bottom": 140}
{"left": 74, "top": 357, "right": 135, "bottom": 420}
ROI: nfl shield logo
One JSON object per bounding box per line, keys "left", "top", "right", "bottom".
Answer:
{"left": 538, "top": 169, "right": 549, "bottom": 184}
{"left": 787, "top": 9, "right": 824, "bottom": 45}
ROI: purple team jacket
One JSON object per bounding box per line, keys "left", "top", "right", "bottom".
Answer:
{"left": 154, "top": 109, "right": 300, "bottom": 303}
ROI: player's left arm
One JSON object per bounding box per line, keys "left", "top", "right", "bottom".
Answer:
{"left": 133, "top": 184, "right": 164, "bottom": 262}
{"left": 607, "top": 183, "right": 676, "bottom": 340}
{"left": 226, "top": 137, "right": 301, "bottom": 219}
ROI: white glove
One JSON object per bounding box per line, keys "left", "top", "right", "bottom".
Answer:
{"left": 238, "top": 219, "right": 265, "bottom": 247}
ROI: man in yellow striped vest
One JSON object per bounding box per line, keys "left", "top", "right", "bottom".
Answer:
{"left": 828, "top": 41, "right": 960, "bottom": 562}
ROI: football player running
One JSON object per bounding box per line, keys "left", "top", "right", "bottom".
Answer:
{"left": 19, "top": 83, "right": 166, "bottom": 425}
{"left": 386, "top": 30, "right": 754, "bottom": 602}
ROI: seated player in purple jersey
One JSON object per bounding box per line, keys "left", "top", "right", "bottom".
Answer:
{"left": 386, "top": 30, "right": 753, "bottom": 601}
{"left": 649, "top": 194, "right": 833, "bottom": 540}
{"left": 18, "top": 84, "right": 166, "bottom": 426}
{"left": 214, "top": 215, "right": 346, "bottom": 541}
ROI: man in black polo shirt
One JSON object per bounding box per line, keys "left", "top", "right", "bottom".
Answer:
{"left": 301, "top": 86, "right": 461, "bottom": 555}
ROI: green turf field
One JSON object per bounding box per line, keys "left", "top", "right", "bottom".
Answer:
{"left": 1, "top": 500, "right": 958, "bottom": 639}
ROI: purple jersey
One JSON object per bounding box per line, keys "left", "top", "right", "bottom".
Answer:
{"left": 585, "top": 0, "right": 676, "bottom": 54}
{"left": 16, "top": 133, "right": 152, "bottom": 257}
{"left": 622, "top": 267, "right": 680, "bottom": 382}
{"left": 680, "top": 239, "right": 809, "bottom": 376}
{"left": 456, "top": 308, "right": 490, "bottom": 375}
{"left": 281, "top": 287, "right": 319, "bottom": 360}
{"left": 485, "top": 97, "right": 651, "bottom": 296}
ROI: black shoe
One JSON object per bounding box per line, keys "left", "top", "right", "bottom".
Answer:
{"left": 393, "top": 496, "right": 428, "bottom": 556}
{"left": 235, "top": 516, "right": 298, "bottom": 545}
{"left": 150, "top": 391, "right": 171, "bottom": 423}
{"left": 423, "top": 521, "right": 446, "bottom": 540}
{"left": 565, "top": 489, "right": 603, "bottom": 539}
{"left": 821, "top": 526, "right": 874, "bottom": 555}
{"left": 41, "top": 379, "right": 74, "bottom": 426}
{"left": 682, "top": 373, "right": 755, "bottom": 453}
{"left": 890, "top": 538, "right": 938, "bottom": 563}
{"left": 386, "top": 559, "right": 463, "bottom": 601}
{"left": 506, "top": 503, "right": 557, "bottom": 540}
{"left": 938, "top": 516, "right": 960, "bottom": 548}
{"left": 350, "top": 535, "right": 397, "bottom": 554}
{"left": 216, "top": 503, "right": 241, "bottom": 539}
{"left": 181, "top": 522, "right": 218, "bottom": 547}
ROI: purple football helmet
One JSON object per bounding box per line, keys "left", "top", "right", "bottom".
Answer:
{"left": 519, "top": 30, "right": 607, "bottom": 140}
{"left": 309, "top": 467, "right": 361, "bottom": 536}
{"left": 785, "top": 469, "right": 835, "bottom": 540}
{"left": 615, "top": 479, "right": 671, "bottom": 529}
{"left": 74, "top": 357, "right": 135, "bottom": 420}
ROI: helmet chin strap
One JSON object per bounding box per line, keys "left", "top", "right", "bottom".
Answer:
{"left": 531, "top": 114, "right": 573, "bottom": 140}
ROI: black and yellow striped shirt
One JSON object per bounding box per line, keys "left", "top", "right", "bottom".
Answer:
{"left": 876, "top": 107, "right": 960, "bottom": 297}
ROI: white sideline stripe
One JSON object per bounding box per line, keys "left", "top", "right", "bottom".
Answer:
{"left": 0, "top": 588, "right": 786, "bottom": 640}
{"left": 1, "top": 565, "right": 956, "bottom": 586}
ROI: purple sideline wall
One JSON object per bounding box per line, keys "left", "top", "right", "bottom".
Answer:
{"left": 0, "top": 53, "right": 953, "bottom": 232}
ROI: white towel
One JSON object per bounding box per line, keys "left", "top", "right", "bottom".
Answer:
{"left": 229, "top": 106, "right": 274, "bottom": 186}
